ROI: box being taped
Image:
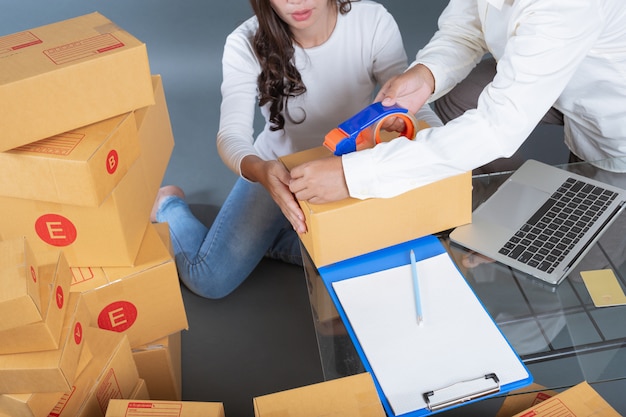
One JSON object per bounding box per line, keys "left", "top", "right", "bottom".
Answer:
{"left": 280, "top": 147, "right": 471, "bottom": 266}
{"left": 0, "top": 12, "right": 153, "bottom": 152}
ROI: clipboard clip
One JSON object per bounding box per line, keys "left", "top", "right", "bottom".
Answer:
{"left": 423, "top": 373, "right": 500, "bottom": 411}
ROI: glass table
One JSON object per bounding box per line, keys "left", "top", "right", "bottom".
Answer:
{"left": 301, "top": 159, "right": 626, "bottom": 415}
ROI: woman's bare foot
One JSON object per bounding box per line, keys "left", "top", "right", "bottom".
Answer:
{"left": 150, "top": 185, "right": 185, "bottom": 222}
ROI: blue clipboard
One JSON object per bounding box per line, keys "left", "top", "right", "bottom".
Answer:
{"left": 317, "top": 235, "right": 533, "bottom": 416}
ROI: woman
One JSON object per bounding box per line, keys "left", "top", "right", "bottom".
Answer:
{"left": 152, "top": 0, "right": 442, "bottom": 299}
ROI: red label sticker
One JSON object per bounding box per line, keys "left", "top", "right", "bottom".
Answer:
{"left": 97, "top": 301, "right": 138, "bottom": 332}
{"left": 73, "top": 321, "right": 83, "bottom": 345}
{"left": 56, "top": 285, "right": 64, "bottom": 310}
{"left": 34, "top": 214, "right": 77, "bottom": 247}
{"left": 44, "top": 33, "right": 124, "bottom": 65}
{"left": 106, "top": 149, "right": 119, "bottom": 174}
{"left": 30, "top": 265, "right": 37, "bottom": 283}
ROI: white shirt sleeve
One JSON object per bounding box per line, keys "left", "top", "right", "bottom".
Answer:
{"left": 216, "top": 19, "right": 260, "bottom": 176}
{"left": 343, "top": 0, "right": 603, "bottom": 200}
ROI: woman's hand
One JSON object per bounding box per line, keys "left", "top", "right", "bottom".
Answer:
{"left": 289, "top": 156, "right": 349, "bottom": 204}
{"left": 241, "top": 156, "right": 307, "bottom": 234}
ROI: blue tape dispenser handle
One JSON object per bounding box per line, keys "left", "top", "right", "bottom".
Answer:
{"left": 323, "top": 102, "right": 422, "bottom": 156}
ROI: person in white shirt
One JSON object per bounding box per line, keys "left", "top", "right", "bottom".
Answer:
{"left": 150, "top": 0, "right": 441, "bottom": 299}
{"left": 288, "top": 0, "right": 626, "bottom": 206}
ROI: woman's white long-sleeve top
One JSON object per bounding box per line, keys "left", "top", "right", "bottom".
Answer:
{"left": 216, "top": 1, "right": 442, "bottom": 177}
{"left": 343, "top": 0, "right": 626, "bottom": 199}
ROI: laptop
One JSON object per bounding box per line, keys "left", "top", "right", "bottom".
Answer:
{"left": 450, "top": 159, "right": 626, "bottom": 286}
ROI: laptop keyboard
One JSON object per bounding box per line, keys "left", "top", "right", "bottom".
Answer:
{"left": 498, "top": 177, "right": 618, "bottom": 274}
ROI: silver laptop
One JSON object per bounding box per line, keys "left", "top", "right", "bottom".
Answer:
{"left": 450, "top": 159, "right": 626, "bottom": 285}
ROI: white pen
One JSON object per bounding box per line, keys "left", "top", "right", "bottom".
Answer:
{"left": 410, "top": 249, "right": 424, "bottom": 325}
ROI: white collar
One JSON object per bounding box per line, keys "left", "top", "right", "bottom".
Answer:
{"left": 487, "top": 0, "right": 505, "bottom": 10}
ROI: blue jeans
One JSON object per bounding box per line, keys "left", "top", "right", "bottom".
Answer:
{"left": 156, "top": 178, "right": 302, "bottom": 299}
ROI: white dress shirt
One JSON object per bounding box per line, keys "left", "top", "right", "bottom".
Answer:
{"left": 343, "top": 0, "right": 626, "bottom": 199}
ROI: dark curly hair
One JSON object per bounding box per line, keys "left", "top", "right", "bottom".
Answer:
{"left": 249, "top": 0, "right": 357, "bottom": 131}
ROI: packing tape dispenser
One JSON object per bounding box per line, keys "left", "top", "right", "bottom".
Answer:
{"left": 323, "top": 102, "right": 428, "bottom": 156}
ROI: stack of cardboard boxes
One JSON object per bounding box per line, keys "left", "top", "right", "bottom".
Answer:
{"left": 0, "top": 12, "right": 190, "bottom": 417}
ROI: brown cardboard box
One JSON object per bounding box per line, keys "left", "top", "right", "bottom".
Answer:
{"left": 132, "top": 331, "right": 182, "bottom": 401}
{"left": 0, "top": 335, "right": 94, "bottom": 417}
{"left": 70, "top": 223, "right": 188, "bottom": 348}
{"left": 510, "top": 381, "right": 620, "bottom": 417}
{"left": 0, "top": 74, "right": 173, "bottom": 267}
{"left": 495, "top": 383, "right": 556, "bottom": 417}
{"left": 253, "top": 372, "right": 385, "bottom": 417}
{"left": 129, "top": 379, "right": 150, "bottom": 401}
{"left": 135, "top": 75, "right": 175, "bottom": 195}
{"left": 280, "top": 147, "right": 472, "bottom": 267}
{"left": 0, "top": 391, "right": 62, "bottom": 417}
{"left": 0, "top": 12, "right": 153, "bottom": 152}
{"left": 0, "top": 237, "right": 42, "bottom": 331}
{"left": 0, "top": 151, "right": 152, "bottom": 266}
{"left": 47, "top": 327, "right": 140, "bottom": 417}
{"left": 105, "top": 400, "right": 226, "bottom": 417}
{"left": 0, "top": 250, "right": 72, "bottom": 354}
{"left": 0, "top": 112, "right": 140, "bottom": 207}
{"left": 153, "top": 222, "right": 174, "bottom": 257}
{"left": 0, "top": 75, "right": 174, "bottom": 264}
{"left": 0, "top": 292, "right": 88, "bottom": 394}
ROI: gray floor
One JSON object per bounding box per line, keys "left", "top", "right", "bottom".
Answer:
{"left": 2, "top": 2, "right": 570, "bottom": 416}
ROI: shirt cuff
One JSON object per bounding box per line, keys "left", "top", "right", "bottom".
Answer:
{"left": 342, "top": 150, "right": 377, "bottom": 200}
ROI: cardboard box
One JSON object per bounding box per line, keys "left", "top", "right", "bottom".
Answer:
{"left": 129, "top": 379, "right": 150, "bottom": 401}
{"left": 105, "top": 400, "right": 226, "bottom": 417}
{"left": 253, "top": 372, "right": 385, "bottom": 417}
{"left": 280, "top": 147, "right": 472, "bottom": 267}
{"left": 135, "top": 75, "right": 175, "bottom": 195}
{"left": 47, "top": 327, "right": 139, "bottom": 417}
{"left": 0, "top": 333, "right": 95, "bottom": 417}
{"left": 0, "top": 150, "right": 152, "bottom": 266}
{"left": 70, "top": 223, "right": 188, "bottom": 348}
{"left": 132, "top": 331, "right": 182, "bottom": 401}
{"left": 0, "top": 250, "right": 72, "bottom": 354}
{"left": 510, "top": 381, "right": 620, "bottom": 417}
{"left": 0, "top": 12, "right": 154, "bottom": 152}
{"left": 153, "top": 222, "right": 173, "bottom": 257}
{"left": 0, "top": 112, "right": 140, "bottom": 207}
{"left": 495, "top": 383, "right": 556, "bottom": 417}
{"left": 0, "top": 390, "right": 63, "bottom": 417}
{"left": 0, "top": 237, "right": 42, "bottom": 331}
{"left": 0, "top": 292, "right": 88, "bottom": 394}
{"left": 0, "top": 73, "right": 173, "bottom": 267}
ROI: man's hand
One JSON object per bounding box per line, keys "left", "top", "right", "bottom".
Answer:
{"left": 241, "top": 156, "right": 307, "bottom": 234}
{"left": 289, "top": 156, "right": 349, "bottom": 204}
{"left": 375, "top": 64, "right": 435, "bottom": 126}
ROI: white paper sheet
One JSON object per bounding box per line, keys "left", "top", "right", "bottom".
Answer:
{"left": 332, "top": 252, "right": 530, "bottom": 415}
